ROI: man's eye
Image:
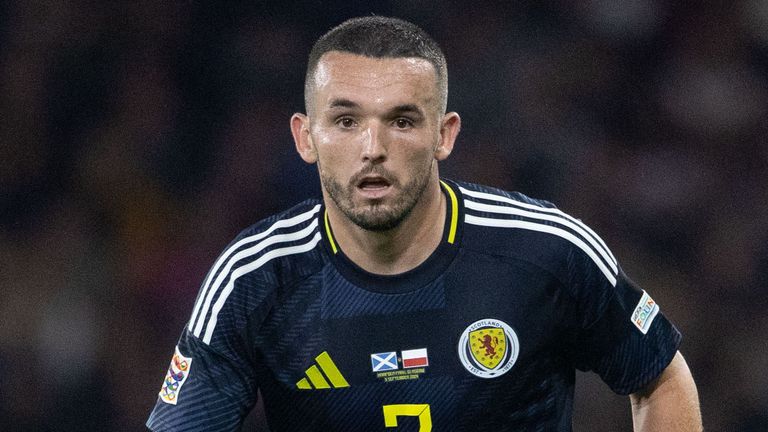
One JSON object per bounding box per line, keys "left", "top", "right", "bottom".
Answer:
{"left": 337, "top": 118, "right": 356, "bottom": 128}
{"left": 394, "top": 118, "right": 412, "bottom": 129}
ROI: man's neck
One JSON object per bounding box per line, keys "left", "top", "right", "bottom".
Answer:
{"left": 325, "top": 181, "right": 446, "bottom": 275}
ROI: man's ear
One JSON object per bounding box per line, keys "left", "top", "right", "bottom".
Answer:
{"left": 291, "top": 113, "right": 317, "bottom": 164}
{"left": 434, "top": 112, "right": 461, "bottom": 161}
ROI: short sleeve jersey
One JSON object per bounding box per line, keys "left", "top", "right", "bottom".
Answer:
{"left": 147, "top": 179, "right": 681, "bottom": 431}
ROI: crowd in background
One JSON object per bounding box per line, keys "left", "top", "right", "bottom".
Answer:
{"left": 1, "top": 1, "right": 767, "bottom": 430}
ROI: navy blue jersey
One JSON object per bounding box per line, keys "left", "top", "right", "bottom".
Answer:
{"left": 147, "top": 179, "right": 681, "bottom": 431}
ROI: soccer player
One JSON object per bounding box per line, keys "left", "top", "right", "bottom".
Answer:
{"left": 147, "top": 16, "right": 702, "bottom": 431}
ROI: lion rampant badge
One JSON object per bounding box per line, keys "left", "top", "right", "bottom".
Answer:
{"left": 458, "top": 319, "right": 519, "bottom": 378}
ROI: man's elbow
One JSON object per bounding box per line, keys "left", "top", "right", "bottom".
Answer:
{"left": 630, "top": 351, "right": 702, "bottom": 431}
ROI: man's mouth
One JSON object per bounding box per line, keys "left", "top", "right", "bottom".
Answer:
{"left": 358, "top": 176, "right": 391, "bottom": 190}
{"left": 356, "top": 176, "right": 393, "bottom": 199}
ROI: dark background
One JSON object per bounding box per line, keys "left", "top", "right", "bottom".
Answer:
{"left": 1, "top": 1, "right": 767, "bottom": 430}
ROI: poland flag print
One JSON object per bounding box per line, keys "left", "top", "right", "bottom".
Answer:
{"left": 401, "top": 348, "right": 428, "bottom": 369}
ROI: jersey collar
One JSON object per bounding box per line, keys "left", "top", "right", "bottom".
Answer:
{"left": 320, "top": 179, "right": 463, "bottom": 293}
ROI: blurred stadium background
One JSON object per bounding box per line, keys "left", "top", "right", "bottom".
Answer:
{"left": 1, "top": 1, "right": 767, "bottom": 430}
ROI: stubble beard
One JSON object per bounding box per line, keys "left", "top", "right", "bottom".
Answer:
{"left": 320, "top": 162, "right": 434, "bottom": 232}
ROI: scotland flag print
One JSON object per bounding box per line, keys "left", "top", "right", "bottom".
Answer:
{"left": 371, "top": 352, "right": 399, "bottom": 372}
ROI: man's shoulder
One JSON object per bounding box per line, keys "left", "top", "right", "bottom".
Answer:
{"left": 234, "top": 198, "right": 324, "bottom": 242}
{"left": 452, "top": 179, "right": 560, "bottom": 254}
{"left": 452, "top": 180, "right": 556, "bottom": 209}
{"left": 204, "top": 197, "right": 326, "bottom": 294}
{"left": 453, "top": 179, "right": 618, "bottom": 285}
{"left": 189, "top": 198, "right": 326, "bottom": 346}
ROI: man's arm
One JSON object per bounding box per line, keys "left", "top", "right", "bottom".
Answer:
{"left": 630, "top": 351, "right": 702, "bottom": 431}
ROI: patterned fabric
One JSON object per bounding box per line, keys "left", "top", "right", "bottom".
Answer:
{"left": 147, "top": 179, "right": 681, "bottom": 431}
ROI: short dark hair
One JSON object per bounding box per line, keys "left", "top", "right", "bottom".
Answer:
{"left": 305, "top": 16, "right": 448, "bottom": 114}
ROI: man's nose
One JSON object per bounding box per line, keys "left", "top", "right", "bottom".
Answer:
{"left": 361, "top": 122, "right": 387, "bottom": 163}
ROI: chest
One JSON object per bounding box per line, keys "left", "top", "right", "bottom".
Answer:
{"left": 252, "top": 254, "right": 571, "bottom": 431}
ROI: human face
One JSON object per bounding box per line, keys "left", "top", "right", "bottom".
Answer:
{"left": 292, "top": 52, "right": 459, "bottom": 232}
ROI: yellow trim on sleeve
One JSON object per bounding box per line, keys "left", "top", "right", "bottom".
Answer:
{"left": 440, "top": 180, "right": 458, "bottom": 244}
{"left": 324, "top": 210, "right": 338, "bottom": 254}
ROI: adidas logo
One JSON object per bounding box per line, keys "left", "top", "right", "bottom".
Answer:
{"left": 296, "top": 351, "right": 350, "bottom": 390}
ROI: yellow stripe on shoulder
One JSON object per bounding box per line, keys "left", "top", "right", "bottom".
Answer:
{"left": 440, "top": 180, "right": 458, "bottom": 244}
{"left": 324, "top": 210, "right": 338, "bottom": 254}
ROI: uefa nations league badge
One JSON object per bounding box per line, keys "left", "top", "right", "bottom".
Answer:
{"left": 458, "top": 318, "right": 519, "bottom": 378}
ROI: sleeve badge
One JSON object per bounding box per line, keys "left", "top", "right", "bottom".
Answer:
{"left": 159, "top": 346, "right": 193, "bottom": 405}
{"left": 631, "top": 291, "right": 660, "bottom": 335}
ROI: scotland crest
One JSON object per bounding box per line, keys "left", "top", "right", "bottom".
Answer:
{"left": 458, "top": 318, "right": 519, "bottom": 378}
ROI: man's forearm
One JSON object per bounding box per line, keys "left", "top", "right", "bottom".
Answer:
{"left": 630, "top": 351, "right": 702, "bottom": 431}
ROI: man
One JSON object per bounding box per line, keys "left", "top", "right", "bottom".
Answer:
{"left": 147, "top": 16, "right": 702, "bottom": 431}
